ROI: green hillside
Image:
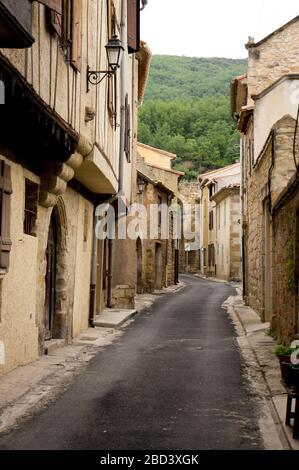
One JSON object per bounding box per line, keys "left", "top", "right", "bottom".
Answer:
{"left": 139, "top": 56, "right": 247, "bottom": 179}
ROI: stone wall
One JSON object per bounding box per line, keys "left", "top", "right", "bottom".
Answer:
{"left": 243, "top": 114, "right": 298, "bottom": 333}
{"left": 247, "top": 18, "right": 299, "bottom": 100}
{"left": 0, "top": 160, "right": 39, "bottom": 374}
{"left": 243, "top": 136, "right": 272, "bottom": 316}
{"left": 0, "top": 158, "right": 94, "bottom": 376}
{"left": 272, "top": 190, "right": 299, "bottom": 344}
{"left": 138, "top": 182, "right": 169, "bottom": 293}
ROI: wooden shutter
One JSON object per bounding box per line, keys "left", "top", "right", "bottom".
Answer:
{"left": 107, "top": 0, "right": 115, "bottom": 118}
{"left": 107, "top": 0, "right": 113, "bottom": 38}
{"left": 71, "top": 0, "right": 82, "bottom": 71}
{"left": 124, "top": 94, "right": 131, "bottom": 162}
{"left": 35, "top": 0, "right": 62, "bottom": 13}
{"left": 0, "top": 160, "right": 12, "bottom": 271}
{"left": 50, "top": 0, "right": 63, "bottom": 37}
{"left": 127, "top": 0, "right": 140, "bottom": 54}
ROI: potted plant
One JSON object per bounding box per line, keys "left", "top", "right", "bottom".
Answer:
{"left": 275, "top": 345, "right": 294, "bottom": 365}
{"left": 275, "top": 344, "right": 299, "bottom": 388}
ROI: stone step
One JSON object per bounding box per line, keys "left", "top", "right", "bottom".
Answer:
{"left": 93, "top": 309, "right": 137, "bottom": 329}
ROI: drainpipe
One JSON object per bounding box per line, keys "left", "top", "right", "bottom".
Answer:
{"left": 90, "top": 0, "right": 127, "bottom": 321}
{"left": 106, "top": 0, "right": 127, "bottom": 308}
{"left": 89, "top": 212, "right": 97, "bottom": 326}
{"left": 240, "top": 137, "right": 245, "bottom": 298}
{"left": 118, "top": 0, "right": 127, "bottom": 195}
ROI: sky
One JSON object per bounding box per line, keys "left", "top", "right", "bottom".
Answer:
{"left": 140, "top": 0, "right": 299, "bottom": 59}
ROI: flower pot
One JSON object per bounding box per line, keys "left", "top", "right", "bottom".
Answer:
{"left": 281, "top": 362, "right": 299, "bottom": 389}
{"left": 277, "top": 355, "right": 292, "bottom": 375}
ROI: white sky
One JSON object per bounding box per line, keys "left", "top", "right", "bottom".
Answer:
{"left": 140, "top": 0, "right": 299, "bottom": 58}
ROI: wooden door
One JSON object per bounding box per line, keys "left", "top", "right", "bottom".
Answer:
{"left": 45, "top": 217, "right": 56, "bottom": 340}
{"left": 155, "top": 243, "right": 163, "bottom": 290}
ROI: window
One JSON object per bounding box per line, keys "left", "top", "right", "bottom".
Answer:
{"left": 208, "top": 244, "right": 215, "bottom": 268}
{"left": 127, "top": 0, "right": 140, "bottom": 54}
{"left": 0, "top": 160, "right": 12, "bottom": 272}
{"left": 124, "top": 94, "right": 131, "bottom": 162}
{"left": 50, "top": 0, "right": 82, "bottom": 70}
{"left": 24, "top": 179, "right": 38, "bottom": 237}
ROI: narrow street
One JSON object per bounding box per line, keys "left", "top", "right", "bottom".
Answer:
{"left": 0, "top": 275, "right": 263, "bottom": 450}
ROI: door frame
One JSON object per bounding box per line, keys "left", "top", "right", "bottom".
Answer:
{"left": 45, "top": 214, "right": 57, "bottom": 340}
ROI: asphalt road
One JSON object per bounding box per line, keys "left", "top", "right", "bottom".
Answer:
{"left": 0, "top": 275, "right": 263, "bottom": 450}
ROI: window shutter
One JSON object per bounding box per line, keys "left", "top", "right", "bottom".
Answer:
{"left": 127, "top": 0, "right": 140, "bottom": 54}
{"left": 35, "top": 0, "right": 62, "bottom": 14}
{"left": 124, "top": 94, "right": 131, "bottom": 162}
{"left": 71, "top": 0, "right": 82, "bottom": 71}
{"left": 49, "top": 0, "right": 63, "bottom": 37}
{"left": 107, "top": 0, "right": 113, "bottom": 38}
{"left": 107, "top": 0, "right": 115, "bottom": 119}
{"left": 0, "top": 160, "right": 12, "bottom": 272}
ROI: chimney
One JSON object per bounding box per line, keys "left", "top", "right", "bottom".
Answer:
{"left": 246, "top": 36, "right": 255, "bottom": 49}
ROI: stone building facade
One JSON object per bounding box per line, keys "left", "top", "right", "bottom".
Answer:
{"left": 0, "top": 0, "right": 149, "bottom": 375}
{"left": 136, "top": 143, "right": 184, "bottom": 292}
{"left": 178, "top": 181, "right": 201, "bottom": 274}
{"left": 211, "top": 185, "right": 241, "bottom": 281}
{"left": 197, "top": 164, "right": 241, "bottom": 281}
{"left": 232, "top": 16, "right": 299, "bottom": 343}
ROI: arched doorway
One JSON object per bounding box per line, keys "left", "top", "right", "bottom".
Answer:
{"left": 155, "top": 243, "right": 163, "bottom": 290}
{"left": 44, "top": 197, "right": 68, "bottom": 343}
{"left": 136, "top": 237, "right": 143, "bottom": 294}
{"left": 45, "top": 213, "right": 57, "bottom": 340}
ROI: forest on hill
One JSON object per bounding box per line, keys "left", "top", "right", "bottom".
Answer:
{"left": 138, "top": 55, "right": 247, "bottom": 179}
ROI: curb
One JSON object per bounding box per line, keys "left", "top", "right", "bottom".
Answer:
{"left": 229, "top": 297, "right": 292, "bottom": 450}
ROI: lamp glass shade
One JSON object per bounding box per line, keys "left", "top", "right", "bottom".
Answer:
{"left": 138, "top": 180, "right": 145, "bottom": 193}
{"left": 106, "top": 36, "right": 124, "bottom": 70}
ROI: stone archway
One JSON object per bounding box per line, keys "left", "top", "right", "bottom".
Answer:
{"left": 44, "top": 196, "right": 69, "bottom": 341}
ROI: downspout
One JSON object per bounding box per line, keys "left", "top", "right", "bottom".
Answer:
{"left": 240, "top": 136, "right": 246, "bottom": 298}
{"left": 89, "top": 212, "right": 97, "bottom": 326}
{"left": 118, "top": 0, "right": 127, "bottom": 195}
{"left": 107, "top": 0, "right": 127, "bottom": 308}
{"left": 89, "top": 1, "right": 127, "bottom": 324}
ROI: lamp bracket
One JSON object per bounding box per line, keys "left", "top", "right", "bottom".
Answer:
{"left": 87, "top": 66, "right": 115, "bottom": 92}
